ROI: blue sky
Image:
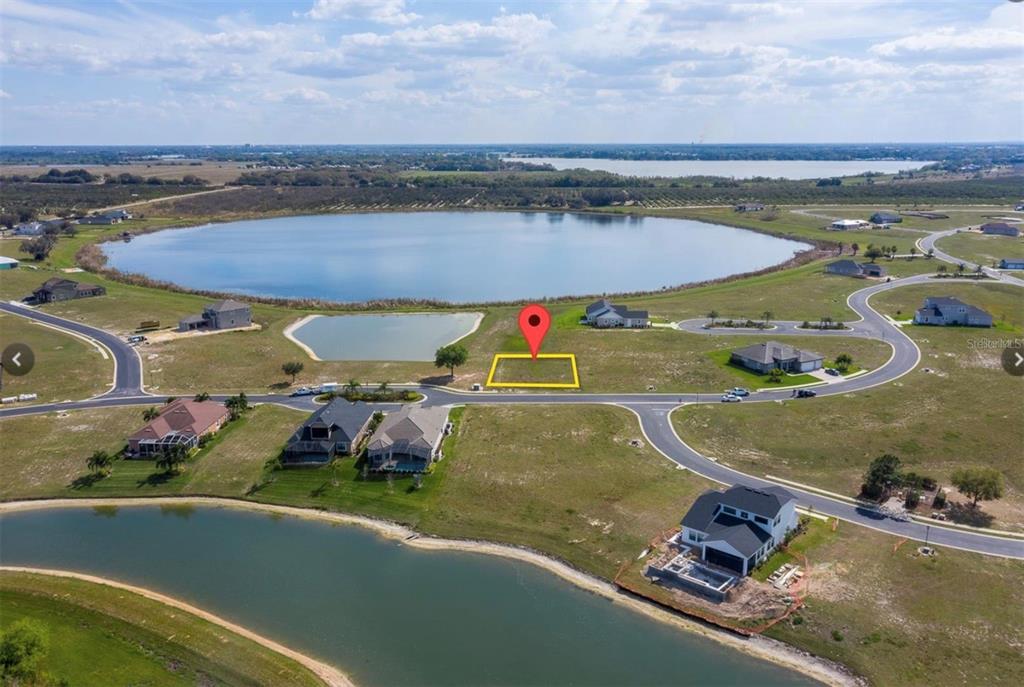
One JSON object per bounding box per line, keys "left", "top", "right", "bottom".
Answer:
{"left": 1, "top": 0, "right": 1021, "bottom": 144}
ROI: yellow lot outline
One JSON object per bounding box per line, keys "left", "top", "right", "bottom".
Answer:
{"left": 485, "top": 353, "right": 580, "bottom": 389}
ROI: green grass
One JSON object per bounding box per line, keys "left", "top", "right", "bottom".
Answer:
{"left": 489, "top": 356, "right": 578, "bottom": 386}
{"left": 675, "top": 282, "right": 1024, "bottom": 529}
{"left": 934, "top": 230, "right": 1024, "bottom": 268}
{"left": 0, "top": 312, "right": 113, "bottom": 402}
{"left": 0, "top": 571, "right": 323, "bottom": 687}
{"left": 764, "top": 523, "right": 1024, "bottom": 687}
{"left": 706, "top": 349, "right": 821, "bottom": 389}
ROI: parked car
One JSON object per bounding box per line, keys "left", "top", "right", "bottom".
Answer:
{"left": 290, "top": 386, "right": 315, "bottom": 397}
{"left": 825, "top": 368, "right": 839, "bottom": 376}
{"left": 796, "top": 389, "right": 817, "bottom": 398}
{"left": 127, "top": 334, "right": 147, "bottom": 344}
{"left": 729, "top": 387, "right": 750, "bottom": 397}
{"left": 470, "top": 383, "right": 482, "bottom": 391}
{"left": 721, "top": 393, "right": 742, "bottom": 402}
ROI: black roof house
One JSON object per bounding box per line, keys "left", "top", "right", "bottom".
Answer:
{"left": 681, "top": 485, "right": 796, "bottom": 558}
{"left": 283, "top": 399, "right": 375, "bottom": 464}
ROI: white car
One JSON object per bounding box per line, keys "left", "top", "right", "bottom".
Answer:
{"left": 729, "top": 387, "right": 750, "bottom": 397}
{"left": 721, "top": 393, "right": 742, "bottom": 402}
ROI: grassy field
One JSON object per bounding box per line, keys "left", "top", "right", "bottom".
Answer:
{"left": 674, "top": 282, "right": 1024, "bottom": 529}
{"left": 935, "top": 230, "right": 1024, "bottom": 267}
{"left": 0, "top": 312, "right": 113, "bottom": 402}
{"left": 1, "top": 161, "right": 245, "bottom": 185}
{"left": 764, "top": 522, "right": 1024, "bottom": 687}
{"left": 0, "top": 571, "right": 323, "bottom": 687}
{"left": 0, "top": 404, "right": 305, "bottom": 500}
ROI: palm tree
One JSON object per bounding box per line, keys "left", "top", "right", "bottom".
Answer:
{"left": 762, "top": 310, "right": 772, "bottom": 326}
{"left": 909, "top": 247, "right": 917, "bottom": 259}
{"left": 377, "top": 381, "right": 390, "bottom": 394}
{"left": 156, "top": 443, "right": 188, "bottom": 474}
{"left": 86, "top": 450, "right": 113, "bottom": 476}
{"left": 707, "top": 310, "right": 719, "bottom": 326}
{"left": 142, "top": 406, "right": 159, "bottom": 421}
{"left": 193, "top": 391, "right": 210, "bottom": 402}
{"left": 346, "top": 379, "right": 361, "bottom": 396}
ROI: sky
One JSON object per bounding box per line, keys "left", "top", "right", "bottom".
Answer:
{"left": 0, "top": 0, "right": 1022, "bottom": 145}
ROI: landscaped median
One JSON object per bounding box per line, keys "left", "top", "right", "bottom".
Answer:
{"left": 0, "top": 568, "right": 341, "bottom": 687}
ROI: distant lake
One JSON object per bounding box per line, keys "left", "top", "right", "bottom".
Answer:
{"left": 504, "top": 157, "right": 935, "bottom": 179}
{"left": 103, "top": 212, "right": 807, "bottom": 303}
{"left": 0, "top": 506, "right": 816, "bottom": 687}
{"left": 290, "top": 312, "right": 481, "bottom": 361}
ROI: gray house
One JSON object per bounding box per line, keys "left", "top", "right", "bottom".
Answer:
{"left": 365, "top": 406, "right": 450, "bottom": 473}
{"left": 870, "top": 211, "right": 902, "bottom": 224}
{"left": 825, "top": 259, "right": 886, "bottom": 278}
{"left": 283, "top": 400, "right": 375, "bottom": 465}
{"left": 980, "top": 222, "right": 1020, "bottom": 237}
{"left": 584, "top": 299, "right": 651, "bottom": 328}
{"left": 32, "top": 277, "right": 106, "bottom": 303}
{"left": 679, "top": 485, "right": 798, "bottom": 576}
{"left": 730, "top": 341, "right": 824, "bottom": 374}
{"left": 734, "top": 203, "right": 765, "bottom": 212}
{"left": 913, "top": 296, "right": 993, "bottom": 327}
{"left": 999, "top": 258, "right": 1024, "bottom": 270}
{"left": 179, "top": 299, "right": 252, "bottom": 332}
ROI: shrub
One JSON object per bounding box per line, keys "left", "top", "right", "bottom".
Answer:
{"left": 904, "top": 489, "right": 920, "bottom": 509}
{"left": 831, "top": 630, "right": 844, "bottom": 642}
{"left": 932, "top": 490, "right": 947, "bottom": 509}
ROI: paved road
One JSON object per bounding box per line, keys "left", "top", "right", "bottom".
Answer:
{"left": 1, "top": 237, "right": 1022, "bottom": 558}
{"left": 1, "top": 301, "right": 143, "bottom": 397}
{"left": 917, "top": 229, "right": 1024, "bottom": 287}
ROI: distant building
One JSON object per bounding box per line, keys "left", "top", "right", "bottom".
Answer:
{"left": 734, "top": 203, "right": 765, "bottom": 212}
{"left": 77, "top": 209, "right": 133, "bottom": 226}
{"left": 980, "top": 222, "right": 1020, "bottom": 237}
{"left": 828, "top": 219, "right": 870, "bottom": 231}
{"left": 999, "top": 258, "right": 1024, "bottom": 270}
{"left": 730, "top": 341, "right": 823, "bottom": 374}
{"left": 678, "top": 485, "right": 799, "bottom": 576}
{"left": 870, "top": 211, "right": 902, "bottom": 224}
{"left": 32, "top": 278, "right": 106, "bottom": 303}
{"left": 914, "top": 296, "right": 993, "bottom": 327}
{"left": 0, "top": 256, "right": 19, "bottom": 270}
{"left": 365, "top": 406, "right": 450, "bottom": 473}
{"left": 14, "top": 219, "right": 65, "bottom": 235}
{"left": 126, "top": 399, "right": 230, "bottom": 458}
{"left": 584, "top": 299, "right": 651, "bottom": 328}
{"left": 178, "top": 299, "right": 252, "bottom": 332}
{"left": 283, "top": 400, "right": 376, "bottom": 465}
{"left": 824, "top": 259, "right": 886, "bottom": 278}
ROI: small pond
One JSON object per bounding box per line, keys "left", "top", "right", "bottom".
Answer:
{"left": 289, "top": 312, "right": 481, "bottom": 361}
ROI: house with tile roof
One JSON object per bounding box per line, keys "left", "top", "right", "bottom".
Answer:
{"left": 679, "top": 485, "right": 798, "bottom": 576}
{"left": 126, "top": 399, "right": 231, "bottom": 458}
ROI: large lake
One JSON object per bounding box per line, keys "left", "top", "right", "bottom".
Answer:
{"left": 103, "top": 212, "right": 807, "bottom": 303}
{"left": 505, "top": 157, "right": 934, "bottom": 179}
{"left": 0, "top": 506, "right": 815, "bottom": 686}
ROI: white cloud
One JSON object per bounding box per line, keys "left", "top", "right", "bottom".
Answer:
{"left": 0, "top": 89, "right": 10, "bottom": 99}
{"left": 870, "top": 27, "right": 1024, "bottom": 60}
{"left": 264, "top": 86, "right": 332, "bottom": 103}
{"left": 304, "top": 0, "right": 419, "bottom": 25}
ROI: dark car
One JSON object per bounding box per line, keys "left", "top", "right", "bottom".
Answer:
{"left": 796, "top": 389, "right": 817, "bottom": 398}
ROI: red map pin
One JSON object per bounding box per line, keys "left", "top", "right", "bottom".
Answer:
{"left": 518, "top": 304, "right": 551, "bottom": 360}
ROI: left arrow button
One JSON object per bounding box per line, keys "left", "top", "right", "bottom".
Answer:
{"left": 1, "top": 343, "right": 35, "bottom": 376}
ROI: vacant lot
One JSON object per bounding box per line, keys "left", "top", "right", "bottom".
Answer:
{"left": 674, "top": 282, "right": 1024, "bottom": 528}
{"left": 0, "top": 313, "right": 113, "bottom": 402}
{"left": 766, "top": 523, "right": 1024, "bottom": 687}
{"left": 0, "top": 571, "right": 323, "bottom": 687}
{"left": 935, "top": 230, "right": 1024, "bottom": 267}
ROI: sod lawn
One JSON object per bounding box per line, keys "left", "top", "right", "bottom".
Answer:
{"left": 934, "top": 230, "right": 1024, "bottom": 268}
{"left": 0, "top": 571, "right": 324, "bottom": 687}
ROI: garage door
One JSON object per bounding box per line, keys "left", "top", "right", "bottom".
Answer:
{"left": 704, "top": 547, "right": 744, "bottom": 574}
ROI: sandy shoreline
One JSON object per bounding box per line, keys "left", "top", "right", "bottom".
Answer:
{"left": 0, "top": 496, "right": 861, "bottom": 687}
{"left": 0, "top": 564, "right": 352, "bottom": 687}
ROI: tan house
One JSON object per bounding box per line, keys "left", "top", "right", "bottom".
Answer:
{"left": 127, "top": 399, "right": 231, "bottom": 458}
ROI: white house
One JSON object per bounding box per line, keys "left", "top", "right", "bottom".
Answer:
{"left": 828, "top": 219, "right": 870, "bottom": 231}
{"left": 584, "top": 299, "right": 651, "bottom": 328}
{"left": 679, "top": 485, "right": 798, "bottom": 576}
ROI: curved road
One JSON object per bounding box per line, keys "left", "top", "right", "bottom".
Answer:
{"left": 1, "top": 240, "right": 1021, "bottom": 558}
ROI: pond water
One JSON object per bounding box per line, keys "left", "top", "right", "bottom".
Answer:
{"left": 0, "top": 506, "right": 817, "bottom": 687}
{"left": 290, "top": 312, "right": 481, "bottom": 361}
{"left": 102, "top": 212, "right": 807, "bottom": 303}
{"left": 505, "top": 157, "right": 934, "bottom": 179}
